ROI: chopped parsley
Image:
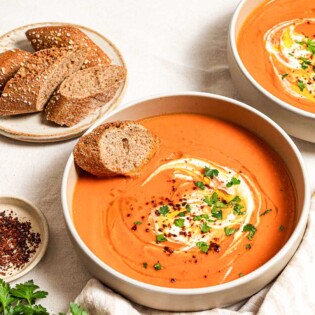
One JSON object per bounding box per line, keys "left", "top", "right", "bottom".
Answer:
{"left": 174, "top": 218, "right": 185, "bottom": 228}
{"left": 239, "top": 273, "right": 243, "bottom": 278}
{"left": 159, "top": 205, "right": 169, "bottom": 216}
{"left": 243, "top": 224, "right": 257, "bottom": 240}
{"left": 229, "top": 196, "right": 241, "bottom": 204}
{"left": 154, "top": 262, "right": 162, "bottom": 270}
{"left": 211, "top": 208, "right": 222, "bottom": 220}
{"left": 134, "top": 221, "right": 142, "bottom": 225}
{"left": 156, "top": 234, "right": 167, "bottom": 243}
{"left": 178, "top": 211, "right": 186, "bottom": 217}
{"left": 279, "top": 225, "right": 285, "bottom": 232}
{"left": 233, "top": 203, "right": 245, "bottom": 215}
{"left": 300, "top": 57, "right": 312, "bottom": 70}
{"left": 245, "top": 244, "right": 252, "bottom": 250}
{"left": 193, "top": 214, "right": 210, "bottom": 221}
{"left": 185, "top": 204, "right": 191, "bottom": 212}
{"left": 143, "top": 262, "right": 148, "bottom": 269}
{"left": 260, "top": 209, "right": 272, "bottom": 216}
{"left": 196, "top": 241, "right": 209, "bottom": 253}
{"left": 194, "top": 181, "right": 205, "bottom": 190}
{"left": 281, "top": 73, "right": 288, "bottom": 80}
{"left": 289, "top": 52, "right": 294, "bottom": 57}
{"left": 226, "top": 177, "right": 241, "bottom": 187}
{"left": 224, "top": 227, "right": 237, "bottom": 236}
{"left": 204, "top": 192, "right": 219, "bottom": 206}
{"left": 306, "top": 38, "right": 315, "bottom": 55}
{"left": 200, "top": 222, "right": 211, "bottom": 233}
{"left": 215, "top": 201, "right": 227, "bottom": 209}
{"left": 297, "top": 80, "right": 306, "bottom": 92}
{"left": 204, "top": 167, "right": 219, "bottom": 179}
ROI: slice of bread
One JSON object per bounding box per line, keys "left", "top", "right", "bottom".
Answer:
{"left": 74, "top": 121, "right": 159, "bottom": 177}
{"left": 25, "top": 25, "right": 111, "bottom": 69}
{"left": 0, "top": 49, "right": 32, "bottom": 92}
{"left": 45, "top": 65, "right": 126, "bottom": 127}
{"left": 0, "top": 46, "right": 87, "bottom": 116}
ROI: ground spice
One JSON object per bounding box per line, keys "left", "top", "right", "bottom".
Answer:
{"left": 0, "top": 210, "right": 41, "bottom": 276}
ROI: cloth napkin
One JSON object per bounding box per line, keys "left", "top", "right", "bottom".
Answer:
{"left": 73, "top": 196, "right": 315, "bottom": 314}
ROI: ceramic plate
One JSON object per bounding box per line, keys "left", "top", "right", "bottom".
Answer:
{"left": 0, "top": 22, "right": 127, "bottom": 142}
{"left": 0, "top": 196, "right": 49, "bottom": 282}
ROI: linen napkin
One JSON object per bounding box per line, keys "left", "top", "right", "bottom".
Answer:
{"left": 73, "top": 196, "right": 315, "bottom": 315}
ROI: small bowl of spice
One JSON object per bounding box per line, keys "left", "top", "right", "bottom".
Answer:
{"left": 0, "top": 196, "right": 49, "bottom": 282}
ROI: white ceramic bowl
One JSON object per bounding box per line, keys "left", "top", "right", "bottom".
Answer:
{"left": 62, "top": 92, "right": 310, "bottom": 311}
{"left": 227, "top": 0, "right": 315, "bottom": 143}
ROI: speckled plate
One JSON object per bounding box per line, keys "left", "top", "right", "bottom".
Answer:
{"left": 0, "top": 22, "right": 127, "bottom": 142}
{"left": 0, "top": 196, "right": 49, "bottom": 282}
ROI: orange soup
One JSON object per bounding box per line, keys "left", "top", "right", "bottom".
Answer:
{"left": 238, "top": 0, "right": 315, "bottom": 113}
{"left": 73, "top": 113, "right": 296, "bottom": 288}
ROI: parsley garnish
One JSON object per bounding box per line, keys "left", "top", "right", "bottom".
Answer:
{"left": 143, "top": 262, "right": 148, "bottom": 269}
{"left": 204, "top": 192, "right": 219, "bottom": 206}
{"left": 204, "top": 167, "right": 219, "bottom": 179}
{"left": 193, "top": 214, "right": 210, "bottom": 221}
{"left": 174, "top": 218, "right": 185, "bottom": 228}
{"left": 239, "top": 273, "right": 243, "bottom": 277}
{"left": 233, "top": 203, "right": 245, "bottom": 215}
{"left": 196, "top": 241, "right": 209, "bottom": 253}
{"left": 279, "top": 225, "right": 285, "bottom": 232}
{"left": 289, "top": 52, "right": 294, "bottom": 57}
{"left": 297, "top": 80, "right": 306, "bottom": 92}
{"left": 200, "top": 222, "right": 211, "bottom": 233}
{"left": 224, "top": 227, "right": 237, "bottom": 236}
{"left": 211, "top": 207, "right": 222, "bottom": 220}
{"left": 306, "top": 38, "right": 315, "bottom": 55}
{"left": 194, "top": 181, "right": 205, "bottom": 190}
{"left": 134, "top": 221, "right": 142, "bottom": 225}
{"left": 243, "top": 224, "right": 257, "bottom": 240}
{"left": 185, "top": 204, "right": 191, "bottom": 212}
{"left": 156, "top": 234, "right": 167, "bottom": 243}
{"left": 281, "top": 73, "right": 288, "bottom": 80}
{"left": 229, "top": 196, "right": 241, "bottom": 204}
{"left": 159, "top": 205, "right": 169, "bottom": 216}
{"left": 260, "top": 209, "right": 272, "bottom": 216}
{"left": 226, "top": 177, "right": 241, "bottom": 187}
{"left": 300, "top": 57, "right": 312, "bottom": 70}
{"left": 178, "top": 211, "right": 186, "bottom": 217}
{"left": 245, "top": 244, "right": 251, "bottom": 250}
{"left": 154, "top": 262, "right": 162, "bottom": 270}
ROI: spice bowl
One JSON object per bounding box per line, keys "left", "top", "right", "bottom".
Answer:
{"left": 0, "top": 196, "right": 49, "bottom": 282}
{"left": 62, "top": 92, "right": 310, "bottom": 311}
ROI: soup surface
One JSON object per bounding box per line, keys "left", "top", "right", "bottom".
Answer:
{"left": 238, "top": 0, "right": 315, "bottom": 113}
{"left": 73, "top": 113, "right": 296, "bottom": 288}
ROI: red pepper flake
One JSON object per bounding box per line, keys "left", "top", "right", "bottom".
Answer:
{"left": 170, "top": 278, "right": 176, "bottom": 283}
{"left": 0, "top": 211, "right": 41, "bottom": 276}
{"left": 209, "top": 241, "right": 220, "bottom": 253}
{"left": 131, "top": 224, "right": 137, "bottom": 231}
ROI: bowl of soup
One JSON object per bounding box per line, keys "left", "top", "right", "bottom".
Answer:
{"left": 228, "top": 0, "right": 315, "bottom": 142}
{"left": 62, "top": 92, "right": 309, "bottom": 311}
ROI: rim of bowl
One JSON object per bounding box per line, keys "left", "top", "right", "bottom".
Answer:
{"left": 229, "top": 0, "right": 315, "bottom": 119}
{"left": 62, "top": 91, "right": 310, "bottom": 295}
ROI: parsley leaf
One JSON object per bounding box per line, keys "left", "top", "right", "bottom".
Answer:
{"left": 134, "top": 221, "right": 142, "bottom": 225}
{"left": 226, "top": 177, "right": 241, "bottom": 187}
{"left": 245, "top": 244, "right": 252, "bottom": 250}
{"left": 260, "top": 209, "right": 272, "bottom": 216}
{"left": 143, "top": 262, "right": 148, "bottom": 269}
{"left": 156, "top": 234, "right": 167, "bottom": 243}
{"left": 185, "top": 204, "right": 191, "bottom": 212}
{"left": 224, "top": 227, "right": 237, "bottom": 236}
{"left": 239, "top": 273, "right": 243, "bottom": 278}
{"left": 297, "top": 80, "right": 306, "bottom": 92}
{"left": 300, "top": 57, "right": 312, "bottom": 69}
{"left": 0, "top": 280, "right": 15, "bottom": 311}
{"left": 204, "top": 167, "right": 219, "bottom": 179}
{"left": 204, "top": 192, "right": 219, "bottom": 206}
{"left": 233, "top": 203, "right": 245, "bottom": 215}
{"left": 69, "top": 303, "right": 89, "bottom": 315}
{"left": 229, "top": 196, "right": 241, "bottom": 204}
{"left": 174, "top": 218, "right": 185, "bottom": 228}
{"left": 154, "top": 262, "right": 162, "bottom": 270}
{"left": 194, "top": 181, "right": 205, "bottom": 190}
{"left": 159, "top": 205, "right": 169, "bottom": 216}
{"left": 193, "top": 214, "right": 210, "bottom": 221}
{"left": 279, "top": 225, "right": 285, "bottom": 232}
{"left": 200, "top": 222, "right": 211, "bottom": 233}
{"left": 306, "top": 38, "right": 315, "bottom": 55}
{"left": 196, "top": 241, "right": 209, "bottom": 253}
{"left": 281, "top": 73, "right": 288, "bottom": 80}
{"left": 242, "top": 224, "right": 257, "bottom": 240}
{"left": 211, "top": 207, "right": 222, "bottom": 220}
{"left": 178, "top": 211, "right": 186, "bottom": 217}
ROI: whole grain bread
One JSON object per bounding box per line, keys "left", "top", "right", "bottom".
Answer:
{"left": 45, "top": 65, "right": 126, "bottom": 127}
{"left": 74, "top": 121, "right": 159, "bottom": 177}
{"left": 0, "top": 46, "right": 87, "bottom": 116}
{"left": 25, "top": 25, "right": 111, "bottom": 69}
{"left": 0, "top": 49, "right": 32, "bottom": 93}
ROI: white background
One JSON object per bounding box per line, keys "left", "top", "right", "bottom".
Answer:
{"left": 0, "top": 0, "right": 315, "bottom": 312}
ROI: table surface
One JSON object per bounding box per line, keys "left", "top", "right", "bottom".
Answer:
{"left": 1, "top": 0, "right": 315, "bottom": 312}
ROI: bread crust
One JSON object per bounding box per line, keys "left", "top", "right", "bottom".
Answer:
{"left": 45, "top": 65, "right": 126, "bottom": 127}
{"left": 0, "top": 46, "right": 87, "bottom": 116}
{"left": 74, "top": 121, "right": 159, "bottom": 177}
{"left": 0, "top": 49, "right": 32, "bottom": 92}
{"left": 25, "top": 25, "right": 111, "bottom": 69}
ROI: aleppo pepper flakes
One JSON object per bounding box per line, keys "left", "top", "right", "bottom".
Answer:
{"left": 0, "top": 210, "right": 41, "bottom": 276}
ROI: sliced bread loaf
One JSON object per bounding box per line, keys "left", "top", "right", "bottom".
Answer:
{"left": 45, "top": 65, "right": 126, "bottom": 127}
{"left": 0, "top": 49, "right": 32, "bottom": 92}
{"left": 25, "top": 25, "right": 111, "bottom": 69}
{"left": 74, "top": 121, "right": 159, "bottom": 177}
{"left": 0, "top": 46, "right": 87, "bottom": 116}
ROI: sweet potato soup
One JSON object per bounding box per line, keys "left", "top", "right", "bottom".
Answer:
{"left": 238, "top": 0, "right": 315, "bottom": 113}
{"left": 73, "top": 113, "right": 296, "bottom": 288}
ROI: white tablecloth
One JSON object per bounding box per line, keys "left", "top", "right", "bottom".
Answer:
{"left": 1, "top": 0, "right": 315, "bottom": 312}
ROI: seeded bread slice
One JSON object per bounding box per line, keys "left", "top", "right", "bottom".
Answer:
{"left": 74, "top": 121, "right": 159, "bottom": 177}
{"left": 0, "top": 46, "right": 87, "bottom": 116}
{"left": 25, "top": 25, "right": 111, "bottom": 69}
{"left": 45, "top": 65, "right": 126, "bottom": 127}
{"left": 0, "top": 49, "right": 32, "bottom": 93}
